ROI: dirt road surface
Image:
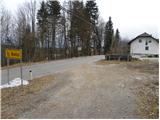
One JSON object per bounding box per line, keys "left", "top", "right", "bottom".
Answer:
{"left": 1, "top": 59, "right": 159, "bottom": 119}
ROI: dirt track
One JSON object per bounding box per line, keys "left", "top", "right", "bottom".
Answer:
{"left": 1, "top": 60, "right": 159, "bottom": 119}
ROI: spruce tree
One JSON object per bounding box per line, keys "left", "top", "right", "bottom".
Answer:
{"left": 70, "top": 1, "right": 86, "bottom": 57}
{"left": 104, "top": 17, "right": 114, "bottom": 54}
{"left": 46, "top": 0, "right": 61, "bottom": 59}
{"left": 86, "top": 0, "right": 98, "bottom": 24}
{"left": 37, "top": 1, "right": 48, "bottom": 47}
{"left": 85, "top": 0, "right": 99, "bottom": 54}
{"left": 114, "top": 29, "right": 120, "bottom": 53}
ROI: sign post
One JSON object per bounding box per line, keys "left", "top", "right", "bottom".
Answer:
{"left": 5, "top": 49, "right": 23, "bottom": 85}
{"left": 20, "top": 58, "right": 23, "bottom": 85}
{"left": 7, "top": 58, "right": 10, "bottom": 85}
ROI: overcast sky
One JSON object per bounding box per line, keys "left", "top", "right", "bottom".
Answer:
{"left": 1, "top": 0, "right": 160, "bottom": 39}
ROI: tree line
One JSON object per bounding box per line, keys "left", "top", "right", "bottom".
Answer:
{"left": 0, "top": 0, "right": 129, "bottom": 65}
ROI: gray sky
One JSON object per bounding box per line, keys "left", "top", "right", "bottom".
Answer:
{"left": 1, "top": 0, "right": 160, "bottom": 39}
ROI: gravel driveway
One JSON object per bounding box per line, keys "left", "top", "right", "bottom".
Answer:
{"left": 21, "top": 63, "right": 138, "bottom": 118}
{"left": 1, "top": 58, "right": 158, "bottom": 119}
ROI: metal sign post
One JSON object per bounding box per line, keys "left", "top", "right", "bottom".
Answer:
{"left": 20, "top": 58, "right": 23, "bottom": 86}
{"left": 5, "top": 49, "right": 23, "bottom": 85}
{"left": 7, "top": 58, "right": 10, "bottom": 85}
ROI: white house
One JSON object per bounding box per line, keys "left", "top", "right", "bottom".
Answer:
{"left": 128, "top": 32, "right": 159, "bottom": 58}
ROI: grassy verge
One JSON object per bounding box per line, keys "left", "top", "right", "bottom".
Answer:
{"left": 1, "top": 75, "right": 55, "bottom": 119}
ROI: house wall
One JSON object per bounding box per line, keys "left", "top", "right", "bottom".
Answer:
{"left": 130, "top": 37, "right": 159, "bottom": 56}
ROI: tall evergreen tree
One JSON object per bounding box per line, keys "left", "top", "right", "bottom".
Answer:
{"left": 114, "top": 28, "right": 120, "bottom": 53}
{"left": 85, "top": 0, "right": 99, "bottom": 54}
{"left": 46, "top": 0, "right": 61, "bottom": 59}
{"left": 104, "top": 17, "right": 114, "bottom": 54}
{"left": 70, "top": 1, "right": 86, "bottom": 57}
{"left": 37, "top": 1, "right": 48, "bottom": 47}
{"left": 85, "top": 0, "right": 98, "bottom": 24}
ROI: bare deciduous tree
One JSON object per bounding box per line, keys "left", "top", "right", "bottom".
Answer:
{"left": 0, "top": 7, "right": 13, "bottom": 45}
{"left": 16, "top": 0, "right": 36, "bottom": 62}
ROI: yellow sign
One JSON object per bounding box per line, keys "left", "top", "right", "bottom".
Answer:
{"left": 5, "top": 49, "right": 22, "bottom": 60}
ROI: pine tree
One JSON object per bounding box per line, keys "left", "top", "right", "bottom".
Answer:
{"left": 104, "top": 17, "right": 114, "bottom": 54}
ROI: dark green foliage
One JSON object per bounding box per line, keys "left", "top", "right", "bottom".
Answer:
{"left": 70, "top": 1, "right": 82, "bottom": 56}
{"left": 69, "top": 1, "right": 91, "bottom": 57}
{"left": 37, "top": 1, "right": 48, "bottom": 47}
{"left": 47, "top": 1, "right": 61, "bottom": 17}
{"left": 37, "top": 0, "right": 61, "bottom": 60}
{"left": 85, "top": 0, "right": 99, "bottom": 24}
{"left": 85, "top": 0, "right": 99, "bottom": 54}
{"left": 114, "top": 29, "right": 120, "bottom": 52}
{"left": 104, "top": 17, "right": 114, "bottom": 54}
{"left": 115, "top": 29, "right": 120, "bottom": 44}
{"left": 112, "top": 28, "right": 120, "bottom": 53}
{"left": 46, "top": 0, "right": 61, "bottom": 59}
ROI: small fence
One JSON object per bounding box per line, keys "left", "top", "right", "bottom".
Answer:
{"left": 105, "top": 54, "right": 132, "bottom": 61}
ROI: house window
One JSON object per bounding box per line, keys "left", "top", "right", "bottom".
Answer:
{"left": 145, "top": 46, "right": 149, "bottom": 50}
{"left": 145, "top": 41, "right": 148, "bottom": 45}
{"left": 139, "top": 39, "right": 142, "bottom": 43}
{"left": 149, "top": 40, "right": 152, "bottom": 43}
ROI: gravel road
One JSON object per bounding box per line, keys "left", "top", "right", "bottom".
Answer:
{"left": 19, "top": 62, "right": 140, "bottom": 118}
{"left": 1, "top": 57, "right": 158, "bottom": 119}
{"left": 19, "top": 61, "right": 158, "bottom": 119}
{"left": 1, "top": 55, "right": 104, "bottom": 85}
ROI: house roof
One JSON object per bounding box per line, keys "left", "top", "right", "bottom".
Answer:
{"left": 128, "top": 32, "right": 159, "bottom": 44}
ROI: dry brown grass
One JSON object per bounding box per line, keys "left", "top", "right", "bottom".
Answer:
{"left": 1, "top": 60, "right": 50, "bottom": 70}
{"left": 95, "top": 59, "right": 125, "bottom": 65}
{"left": 95, "top": 59, "right": 141, "bottom": 65}
{"left": 1, "top": 75, "right": 55, "bottom": 119}
{"left": 97, "top": 59, "right": 159, "bottom": 118}
{"left": 127, "top": 60, "right": 159, "bottom": 74}
{"left": 131, "top": 61, "right": 159, "bottom": 119}
{"left": 137, "top": 84, "right": 159, "bottom": 119}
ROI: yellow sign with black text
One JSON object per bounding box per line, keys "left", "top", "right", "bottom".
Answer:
{"left": 5, "top": 49, "right": 22, "bottom": 60}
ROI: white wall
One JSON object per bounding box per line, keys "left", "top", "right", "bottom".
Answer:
{"left": 130, "top": 37, "right": 159, "bottom": 55}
